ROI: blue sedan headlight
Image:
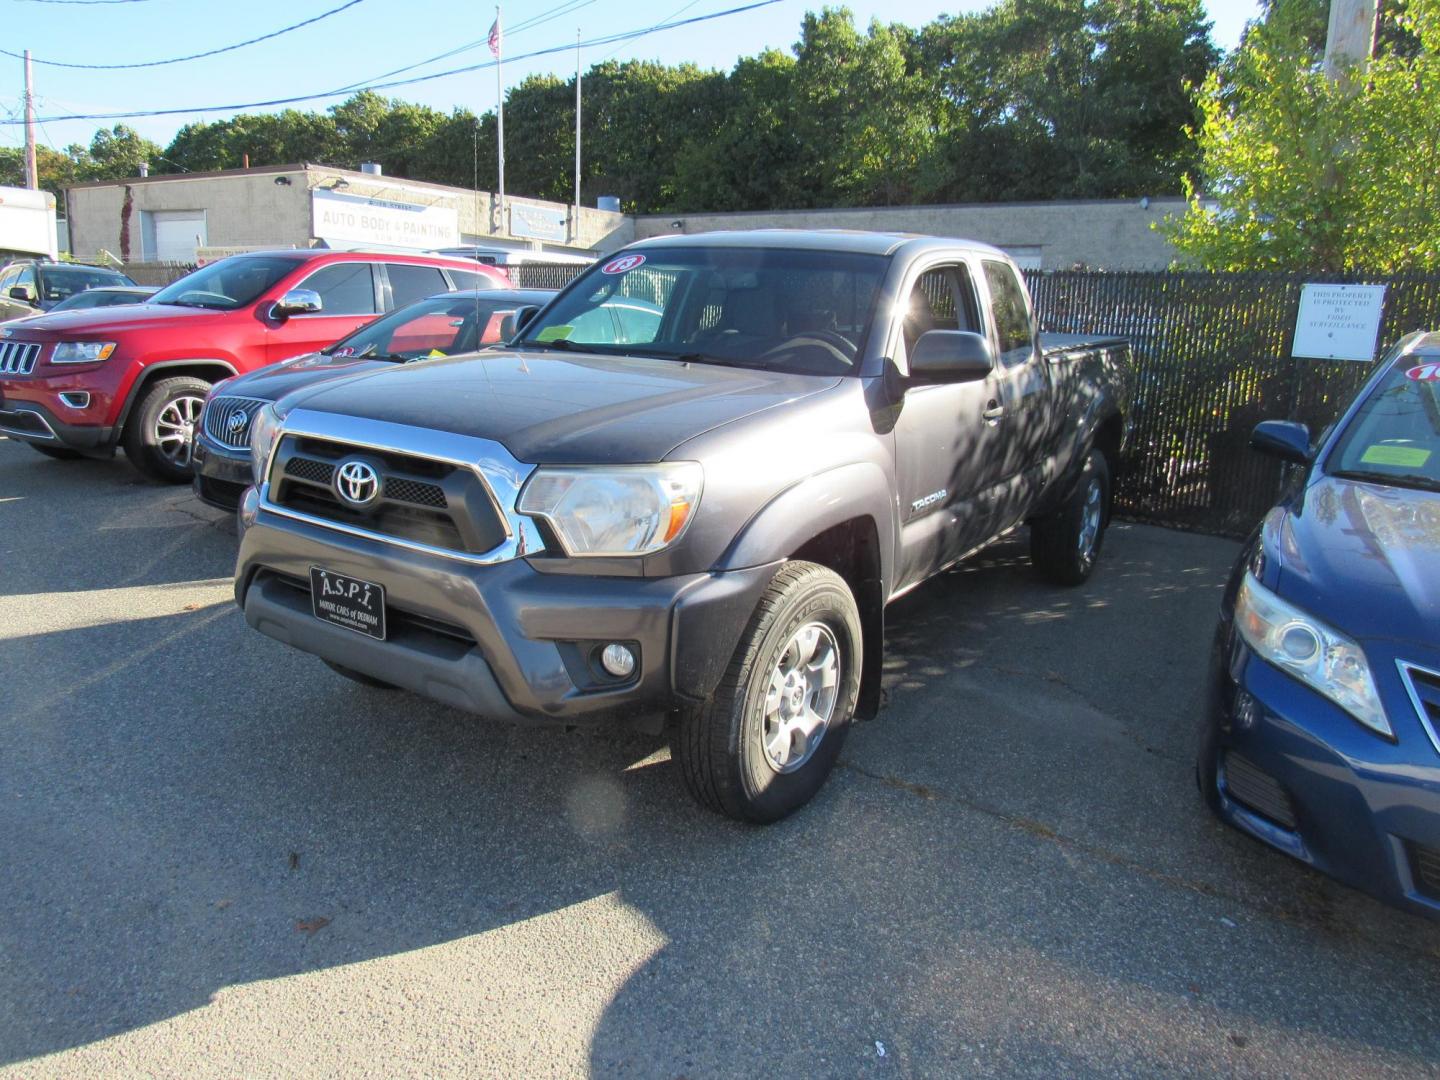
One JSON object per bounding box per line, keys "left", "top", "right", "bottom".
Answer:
{"left": 1235, "top": 572, "right": 1392, "bottom": 738}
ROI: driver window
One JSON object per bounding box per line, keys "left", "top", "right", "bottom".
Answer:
{"left": 900, "top": 265, "right": 980, "bottom": 364}
{"left": 297, "top": 263, "right": 377, "bottom": 316}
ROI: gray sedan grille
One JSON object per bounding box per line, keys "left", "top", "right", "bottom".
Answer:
{"left": 202, "top": 395, "right": 271, "bottom": 450}
{"left": 0, "top": 340, "right": 41, "bottom": 375}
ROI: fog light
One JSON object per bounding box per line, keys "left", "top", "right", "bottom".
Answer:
{"left": 600, "top": 642, "right": 636, "bottom": 678}
{"left": 59, "top": 391, "right": 90, "bottom": 409}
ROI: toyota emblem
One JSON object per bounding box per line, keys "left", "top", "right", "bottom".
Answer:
{"left": 335, "top": 460, "right": 380, "bottom": 506}
{"left": 227, "top": 410, "right": 249, "bottom": 434}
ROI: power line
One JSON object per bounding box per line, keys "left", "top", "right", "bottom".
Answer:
{"left": 599, "top": 0, "right": 704, "bottom": 61}
{"left": 4, "top": 0, "right": 368, "bottom": 70}
{"left": 6, "top": 0, "right": 784, "bottom": 124}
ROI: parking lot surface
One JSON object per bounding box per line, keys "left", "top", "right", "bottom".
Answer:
{"left": 2, "top": 434, "right": 1439, "bottom": 1078}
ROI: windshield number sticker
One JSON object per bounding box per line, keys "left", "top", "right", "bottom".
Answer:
{"left": 1360, "top": 444, "right": 1432, "bottom": 468}
{"left": 601, "top": 254, "right": 646, "bottom": 275}
{"left": 1405, "top": 363, "right": 1440, "bottom": 381}
{"left": 332, "top": 346, "right": 356, "bottom": 357}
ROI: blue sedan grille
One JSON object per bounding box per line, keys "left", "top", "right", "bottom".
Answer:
{"left": 1397, "top": 661, "right": 1440, "bottom": 757}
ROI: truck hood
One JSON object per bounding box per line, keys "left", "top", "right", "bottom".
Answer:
{"left": 287, "top": 348, "right": 842, "bottom": 463}
{"left": 1275, "top": 474, "right": 1440, "bottom": 646}
{"left": 220, "top": 352, "right": 394, "bottom": 402}
{"left": 1, "top": 302, "right": 225, "bottom": 338}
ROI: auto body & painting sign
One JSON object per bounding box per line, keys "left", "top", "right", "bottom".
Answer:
{"left": 311, "top": 188, "right": 460, "bottom": 250}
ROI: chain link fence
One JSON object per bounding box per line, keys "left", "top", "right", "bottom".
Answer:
{"left": 1025, "top": 270, "right": 1440, "bottom": 537}
{"left": 509, "top": 263, "right": 590, "bottom": 291}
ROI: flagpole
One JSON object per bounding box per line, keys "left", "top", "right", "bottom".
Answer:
{"left": 574, "top": 29, "right": 582, "bottom": 213}
{"left": 494, "top": 5, "right": 506, "bottom": 234}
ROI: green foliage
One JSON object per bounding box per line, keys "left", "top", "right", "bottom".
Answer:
{"left": 0, "top": 124, "right": 164, "bottom": 204}
{"left": 43, "top": 5, "right": 1218, "bottom": 214}
{"left": 1165, "top": 0, "right": 1440, "bottom": 271}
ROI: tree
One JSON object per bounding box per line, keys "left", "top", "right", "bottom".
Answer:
{"left": 1165, "top": 0, "right": 1440, "bottom": 270}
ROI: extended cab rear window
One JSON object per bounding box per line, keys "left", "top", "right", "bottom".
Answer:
{"left": 517, "top": 246, "right": 887, "bottom": 376}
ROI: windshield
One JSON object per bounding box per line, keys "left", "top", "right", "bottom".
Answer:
{"left": 38, "top": 266, "right": 131, "bottom": 303}
{"left": 325, "top": 294, "right": 534, "bottom": 361}
{"left": 50, "top": 289, "right": 145, "bottom": 313}
{"left": 1328, "top": 356, "right": 1440, "bottom": 490}
{"left": 516, "top": 246, "right": 887, "bottom": 376}
{"left": 151, "top": 256, "right": 297, "bottom": 310}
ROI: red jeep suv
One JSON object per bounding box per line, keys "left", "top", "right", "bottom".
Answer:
{"left": 0, "top": 250, "right": 507, "bottom": 481}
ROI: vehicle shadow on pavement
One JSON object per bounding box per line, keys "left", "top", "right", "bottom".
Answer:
{"left": 3, "top": 492, "right": 1440, "bottom": 1073}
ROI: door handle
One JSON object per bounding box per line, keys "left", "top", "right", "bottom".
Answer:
{"left": 982, "top": 401, "right": 1005, "bottom": 422}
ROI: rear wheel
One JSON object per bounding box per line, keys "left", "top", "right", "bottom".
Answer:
{"left": 28, "top": 444, "right": 83, "bottom": 461}
{"left": 672, "top": 561, "right": 862, "bottom": 823}
{"left": 122, "top": 376, "right": 211, "bottom": 483}
{"left": 323, "top": 659, "right": 399, "bottom": 690}
{"left": 1030, "top": 449, "right": 1110, "bottom": 586}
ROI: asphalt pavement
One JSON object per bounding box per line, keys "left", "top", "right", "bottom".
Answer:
{"left": 2, "top": 434, "right": 1439, "bottom": 1078}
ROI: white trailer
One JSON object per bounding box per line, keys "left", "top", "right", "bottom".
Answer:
{"left": 0, "top": 185, "right": 59, "bottom": 261}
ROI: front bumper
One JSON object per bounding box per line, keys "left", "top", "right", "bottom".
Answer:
{"left": 0, "top": 370, "right": 120, "bottom": 453}
{"left": 235, "top": 507, "right": 778, "bottom": 724}
{"left": 192, "top": 433, "right": 251, "bottom": 511}
{"left": 1204, "top": 631, "right": 1440, "bottom": 919}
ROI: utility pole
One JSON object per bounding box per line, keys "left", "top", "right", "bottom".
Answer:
{"left": 1324, "top": 0, "right": 1380, "bottom": 84}
{"left": 574, "top": 30, "right": 582, "bottom": 214}
{"left": 491, "top": 6, "right": 506, "bottom": 234}
{"left": 24, "top": 49, "right": 37, "bottom": 190}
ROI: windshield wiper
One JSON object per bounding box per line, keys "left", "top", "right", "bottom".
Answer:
{"left": 1331, "top": 468, "right": 1440, "bottom": 493}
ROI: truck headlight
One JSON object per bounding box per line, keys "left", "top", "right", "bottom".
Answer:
{"left": 518, "top": 463, "right": 703, "bottom": 556}
{"left": 1234, "top": 572, "right": 1391, "bottom": 738}
{"left": 248, "top": 402, "right": 284, "bottom": 485}
{"left": 51, "top": 341, "right": 116, "bottom": 364}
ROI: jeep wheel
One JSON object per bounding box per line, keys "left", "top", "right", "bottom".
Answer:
{"left": 122, "top": 376, "right": 211, "bottom": 483}
{"left": 672, "top": 561, "right": 862, "bottom": 823}
{"left": 1030, "top": 449, "right": 1110, "bottom": 586}
{"left": 28, "top": 444, "right": 83, "bottom": 461}
{"left": 322, "top": 659, "right": 399, "bottom": 690}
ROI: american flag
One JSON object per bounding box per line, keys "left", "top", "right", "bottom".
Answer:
{"left": 488, "top": 16, "right": 501, "bottom": 57}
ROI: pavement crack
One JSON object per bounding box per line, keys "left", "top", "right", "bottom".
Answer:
{"left": 833, "top": 758, "right": 1438, "bottom": 957}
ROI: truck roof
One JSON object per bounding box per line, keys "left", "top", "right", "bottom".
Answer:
{"left": 629, "top": 228, "right": 1011, "bottom": 261}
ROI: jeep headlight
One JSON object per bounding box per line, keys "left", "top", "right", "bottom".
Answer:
{"left": 518, "top": 463, "right": 703, "bottom": 556}
{"left": 51, "top": 341, "right": 116, "bottom": 364}
{"left": 248, "top": 402, "right": 284, "bottom": 486}
{"left": 1234, "top": 572, "right": 1391, "bottom": 738}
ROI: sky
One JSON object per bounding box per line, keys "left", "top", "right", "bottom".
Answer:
{"left": 2, "top": 0, "right": 1263, "bottom": 157}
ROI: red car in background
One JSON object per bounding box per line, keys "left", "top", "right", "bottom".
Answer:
{"left": 0, "top": 249, "right": 507, "bottom": 481}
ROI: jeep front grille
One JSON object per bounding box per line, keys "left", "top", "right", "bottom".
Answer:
{"left": 269, "top": 435, "right": 509, "bottom": 556}
{"left": 202, "top": 395, "right": 271, "bottom": 450}
{"left": 0, "top": 340, "right": 42, "bottom": 375}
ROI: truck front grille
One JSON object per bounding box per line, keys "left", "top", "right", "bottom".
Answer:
{"left": 268, "top": 435, "right": 509, "bottom": 557}
{"left": 202, "top": 396, "right": 271, "bottom": 450}
{"left": 0, "top": 340, "right": 42, "bottom": 375}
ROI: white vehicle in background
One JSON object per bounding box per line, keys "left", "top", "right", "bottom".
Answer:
{"left": 434, "top": 245, "right": 596, "bottom": 268}
{"left": 0, "top": 185, "right": 59, "bottom": 262}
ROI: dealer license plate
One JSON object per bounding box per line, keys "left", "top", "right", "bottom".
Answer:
{"left": 310, "top": 566, "right": 387, "bottom": 640}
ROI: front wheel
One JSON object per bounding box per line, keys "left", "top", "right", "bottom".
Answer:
{"left": 122, "top": 376, "right": 212, "bottom": 483}
{"left": 1030, "top": 449, "right": 1111, "bottom": 586}
{"left": 672, "top": 561, "right": 862, "bottom": 823}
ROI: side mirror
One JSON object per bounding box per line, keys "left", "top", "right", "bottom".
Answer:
{"left": 498, "top": 305, "right": 541, "bottom": 341}
{"left": 908, "top": 330, "right": 994, "bottom": 384}
{"left": 272, "top": 289, "right": 323, "bottom": 318}
{"left": 1251, "top": 419, "right": 1313, "bottom": 464}
{"left": 9, "top": 286, "right": 36, "bottom": 305}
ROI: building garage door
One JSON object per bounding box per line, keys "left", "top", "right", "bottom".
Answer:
{"left": 143, "top": 210, "right": 207, "bottom": 262}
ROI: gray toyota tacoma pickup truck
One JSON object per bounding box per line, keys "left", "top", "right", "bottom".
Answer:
{"left": 233, "top": 231, "right": 1132, "bottom": 822}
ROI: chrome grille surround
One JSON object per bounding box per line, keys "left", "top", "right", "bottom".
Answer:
{"left": 202, "top": 395, "right": 272, "bottom": 450}
{"left": 0, "top": 340, "right": 42, "bottom": 375}
{"left": 257, "top": 408, "right": 545, "bottom": 565}
{"left": 1397, "top": 659, "right": 1440, "bottom": 757}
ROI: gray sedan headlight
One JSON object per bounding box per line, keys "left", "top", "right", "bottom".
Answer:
{"left": 1234, "top": 572, "right": 1391, "bottom": 738}
{"left": 518, "top": 463, "right": 703, "bottom": 556}
{"left": 248, "top": 402, "right": 285, "bottom": 486}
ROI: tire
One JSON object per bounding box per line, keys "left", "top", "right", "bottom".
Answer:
{"left": 122, "top": 376, "right": 212, "bottom": 483}
{"left": 671, "top": 561, "right": 862, "bottom": 823}
{"left": 322, "top": 659, "right": 399, "bottom": 690}
{"left": 28, "top": 444, "right": 83, "bottom": 461}
{"left": 1030, "top": 449, "right": 1110, "bottom": 586}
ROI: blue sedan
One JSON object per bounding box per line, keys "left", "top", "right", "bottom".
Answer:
{"left": 1200, "top": 330, "right": 1440, "bottom": 918}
